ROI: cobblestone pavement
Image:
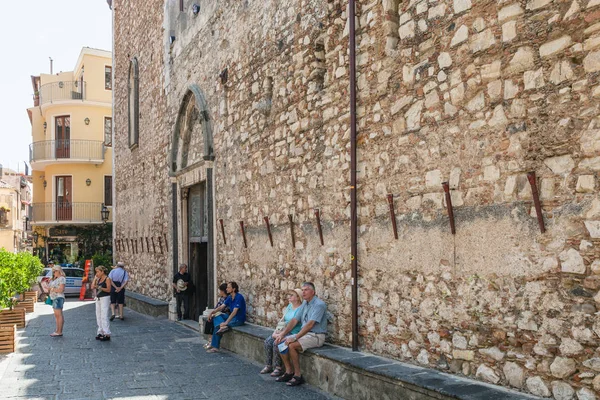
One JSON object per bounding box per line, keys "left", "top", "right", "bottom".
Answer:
{"left": 0, "top": 299, "right": 337, "bottom": 400}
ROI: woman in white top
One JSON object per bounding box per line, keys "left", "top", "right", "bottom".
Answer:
{"left": 48, "top": 265, "right": 66, "bottom": 337}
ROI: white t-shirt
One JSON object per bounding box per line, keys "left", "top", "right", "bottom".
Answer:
{"left": 49, "top": 277, "right": 66, "bottom": 300}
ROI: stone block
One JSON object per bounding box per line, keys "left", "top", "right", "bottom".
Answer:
{"left": 543, "top": 155, "right": 575, "bottom": 174}
{"left": 524, "top": 68, "right": 545, "bottom": 90}
{"left": 576, "top": 175, "right": 595, "bottom": 192}
{"left": 498, "top": 4, "right": 524, "bottom": 22}
{"left": 550, "top": 61, "right": 575, "bottom": 84}
{"left": 452, "top": 350, "right": 474, "bottom": 360}
{"left": 584, "top": 51, "right": 600, "bottom": 73}
{"left": 506, "top": 47, "right": 535, "bottom": 75}
{"left": 475, "top": 364, "right": 500, "bottom": 384}
{"left": 559, "top": 248, "right": 586, "bottom": 274}
{"left": 527, "top": 0, "right": 552, "bottom": 9}
{"left": 551, "top": 381, "right": 575, "bottom": 400}
{"left": 451, "top": 25, "right": 469, "bottom": 47}
{"left": 470, "top": 29, "right": 496, "bottom": 53}
{"left": 503, "top": 362, "right": 525, "bottom": 388}
{"left": 580, "top": 157, "right": 600, "bottom": 170}
{"left": 559, "top": 337, "right": 584, "bottom": 356}
{"left": 585, "top": 221, "right": 600, "bottom": 238}
{"left": 399, "top": 20, "right": 415, "bottom": 40}
{"left": 550, "top": 357, "right": 577, "bottom": 378}
{"left": 502, "top": 21, "right": 517, "bottom": 42}
{"left": 438, "top": 52, "right": 452, "bottom": 69}
{"left": 526, "top": 376, "right": 550, "bottom": 397}
{"left": 540, "top": 36, "right": 573, "bottom": 57}
{"left": 454, "top": 0, "right": 472, "bottom": 13}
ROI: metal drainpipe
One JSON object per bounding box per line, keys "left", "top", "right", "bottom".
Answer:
{"left": 349, "top": 0, "right": 359, "bottom": 352}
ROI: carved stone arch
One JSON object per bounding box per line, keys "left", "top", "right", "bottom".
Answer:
{"left": 171, "top": 85, "right": 214, "bottom": 173}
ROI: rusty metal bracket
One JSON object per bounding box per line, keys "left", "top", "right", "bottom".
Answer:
{"left": 145, "top": 237, "right": 150, "bottom": 253}
{"left": 158, "top": 236, "right": 164, "bottom": 254}
{"left": 288, "top": 214, "right": 296, "bottom": 248}
{"left": 387, "top": 194, "right": 398, "bottom": 240}
{"left": 240, "top": 221, "right": 247, "bottom": 248}
{"left": 264, "top": 216, "right": 273, "bottom": 247}
{"left": 219, "top": 219, "right": 227, "bottom": 244}
{"left": 163, "top": 234, "right": 169, "bottom": 252}
{"left": 442, "top": 182, "right": 456, "bottom": 235}
{"left": 527, "top": 171, "right": 546, "bottom": 233}
{"left": 151, "top": 237, "right": 156, "bottom": 253}
{"left": 315, "top": 209, "right": 324, "bottom": 246}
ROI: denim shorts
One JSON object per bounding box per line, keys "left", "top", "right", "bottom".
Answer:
{"left": 52, "top": 297, "right": 65, "bottom": 310}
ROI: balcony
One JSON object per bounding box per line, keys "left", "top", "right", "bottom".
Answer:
{"left": 39, "top": 81, "right": 86, "bottom": 106}
{"left": 31, "top": 202, "right": 111, "bottom": 225}
{"left": 29, "top": 139, "right": 105, "bottom": 168}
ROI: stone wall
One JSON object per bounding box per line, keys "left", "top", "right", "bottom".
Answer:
{"left": 114, "top": 0, "right": 600, "bottom": 397}
{"left": 113, "top": 0, "right": 173, "bottom": 300}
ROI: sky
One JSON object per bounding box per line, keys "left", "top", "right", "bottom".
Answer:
{"left": 0, "top": 0, "right": 112, "bottom": 174}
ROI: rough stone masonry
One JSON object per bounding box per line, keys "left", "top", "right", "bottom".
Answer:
{"left": 113, "top": 0, "right": 600, "bottom": 397}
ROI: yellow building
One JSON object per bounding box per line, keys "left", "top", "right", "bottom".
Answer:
{"left": 0, "top": 167, "right": 32, "bottom": 253}
{"left": 28, "top": 48, "right": 113, "bottom": 265}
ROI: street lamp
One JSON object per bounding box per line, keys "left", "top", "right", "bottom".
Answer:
{"left": 32, "top": 231, "right": 39, "bottom": 246}
{"left": 101, "top": 204, "right": 109, "bottom": 224}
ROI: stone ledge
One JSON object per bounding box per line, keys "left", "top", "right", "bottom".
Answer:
{"left": 200, "top": 321, "right": 540, "bottom": 400}
{"left": 125, "top": 291, "right": 168, "bottom": 318}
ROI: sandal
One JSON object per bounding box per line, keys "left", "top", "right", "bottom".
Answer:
{"left": 275, "top": 372, "right": 294, "bottom": 382}
{"left": 260, "top": 366, "right": 273, "bottom": 374}
{"left": 270, "top": 368, "right": 283, "bottom": 377}
{"left": 206, "top": 348, "right": 219, "bottom": 353}
{"left": 50, "top": 333, "right": 63, "bottom": 337}
{"left": 286, "top": 375, "right": 305, "bottom": 386}
{"left": 203, "top": 343, "right": 212, "bottom": 349}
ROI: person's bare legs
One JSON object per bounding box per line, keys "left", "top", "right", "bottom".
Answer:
{"left": 118, "top": 304, "right": 124, "bottom": 318}
{"left": 280, "top": 351, "right": 292, "bottom": 374}
{"left": 53, "top": 309, "right": 64, "bottom": 335}
{"left": 110, "top": 303, "right": 116, "bottom": 318}
{"left": 288, "top": 342, "right": 302, "bottom": 376}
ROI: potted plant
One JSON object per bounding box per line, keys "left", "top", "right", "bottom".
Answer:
{"left": 0, "top": 250, "right": 42, "bottom": 326}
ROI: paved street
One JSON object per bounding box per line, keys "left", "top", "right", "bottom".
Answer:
{"left": 0, "top": 299, "right": 336, "bottom": 400}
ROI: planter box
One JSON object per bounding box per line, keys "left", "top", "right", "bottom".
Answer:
{"left": 16, "top": 298, "right": 35, "bottom": 313}
{"left": 0, "top": 308, "right": 25, "bottom": 329}
{"left": 0, "top": 324, "right": 16, "bottom": 353}
{"left": 23, "top": 291, "right": 39, "bottom": 303}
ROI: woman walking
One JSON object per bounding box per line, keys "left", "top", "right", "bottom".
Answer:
{"left": 48, "top": 265, "right": 66, "bottom": 337}
{"left": 92, "top": 266, "right": 112, "bottom": 341}
{"left": 260, "top": 289, "right": 303, "bottom": 376}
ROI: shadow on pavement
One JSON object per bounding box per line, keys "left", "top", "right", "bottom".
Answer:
{"left": 0, "top": 299, "right": 336, "bottom": 400}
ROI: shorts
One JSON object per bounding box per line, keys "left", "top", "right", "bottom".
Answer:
{"left": 297, "top": 332, "right": 326, "bottom": 352}
{"left": 52, "top": 297, "right": 65, "bottom": 310}
{"left": 110, "top": 287, "right": 125, "bottom": 305}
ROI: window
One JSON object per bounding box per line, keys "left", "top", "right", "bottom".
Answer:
{"left": 128, "top": 58, "right": 139, "bottom": 148}
{"left": 104, "top": 117, "right": 112, "bottom": 147}
{"left": 105, "top": 66, "right": 112, "bottom": 90}
{"left": 104, "top": 176, "right": 112, "bottom": 206}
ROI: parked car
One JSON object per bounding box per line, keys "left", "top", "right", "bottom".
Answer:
{"left": 41, "top": 267, "right": 85, "bottom": 296}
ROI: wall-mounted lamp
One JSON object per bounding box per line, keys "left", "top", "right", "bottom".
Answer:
{"left": 43, "top": 180, "right": 47, "bottom": 189}
{"left": 86, "top": 178, "right": 91, "bottom": 186}
{"left": 84, "top": 117, "right": 90, "bottom": 125}
{"left": 101, "top": 204, "right": 109, "bottom": 224}
{"left": 169, "top": 35, "right": 176, "bottom": 45}
{"left": 192, "top": 3, "right": 200, "bottom": 15}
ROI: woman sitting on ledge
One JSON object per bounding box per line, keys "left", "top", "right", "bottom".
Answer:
{"left": 260, "top": 288, "right": 303, "bottom": 376}
{"left": 206, "top": 281, "right": 246, "bottom": 353}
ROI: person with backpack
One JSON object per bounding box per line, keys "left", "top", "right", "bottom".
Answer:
{"left": 108, "top": 262, "right": 129, "bottom": 321}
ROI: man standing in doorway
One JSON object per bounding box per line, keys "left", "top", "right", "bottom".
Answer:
{"left": 172, "top": 264, "right": 190, "bottom": 321}
{"left": 274, "top": 282, "right": 328, "bottom": 386}
{"left": 109, "top": 261, "right": 129, "bottom": 321}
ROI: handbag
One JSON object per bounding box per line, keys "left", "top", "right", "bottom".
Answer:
{"left": 45, "top": 296, "right": 53, "bottom": 305}
{"left": 275, "top": 318, "right": 287, "bottom": 332}
{"left": 204, "top": 318, "right": 214, "bottom": 334}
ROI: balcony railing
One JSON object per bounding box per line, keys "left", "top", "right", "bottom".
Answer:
{"left": 29, "top": 140, "right": 105, "bottom": 163}
{"left": 31, "top": 202, "right": 111, "bottom": 224}
{"left": 39, "top": 81, "right": 86, "bottom": 106}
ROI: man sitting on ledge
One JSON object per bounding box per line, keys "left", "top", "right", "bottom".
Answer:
{"left": 274, "top": 282, "right": 327, "bottom": 387}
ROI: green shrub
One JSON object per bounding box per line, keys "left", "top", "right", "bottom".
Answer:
{"left": 0, "top": 249, "right": 43, "bottom": 309}
{"left": 92, "top": 251, "right": 113, "bottom": 272}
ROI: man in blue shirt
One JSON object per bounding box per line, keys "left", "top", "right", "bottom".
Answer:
{"left": 206, "top": 281, "right": 246, "bottom": 352}
{"left": 274, "top": 282, "right": 327, "bottom": 386}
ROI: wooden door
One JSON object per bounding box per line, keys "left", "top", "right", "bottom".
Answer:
{"left": 56, "top": 176, "right": 72, "bottom": 221}
{"left": 55, "top": 116, "right": 70, "bottom": 158}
